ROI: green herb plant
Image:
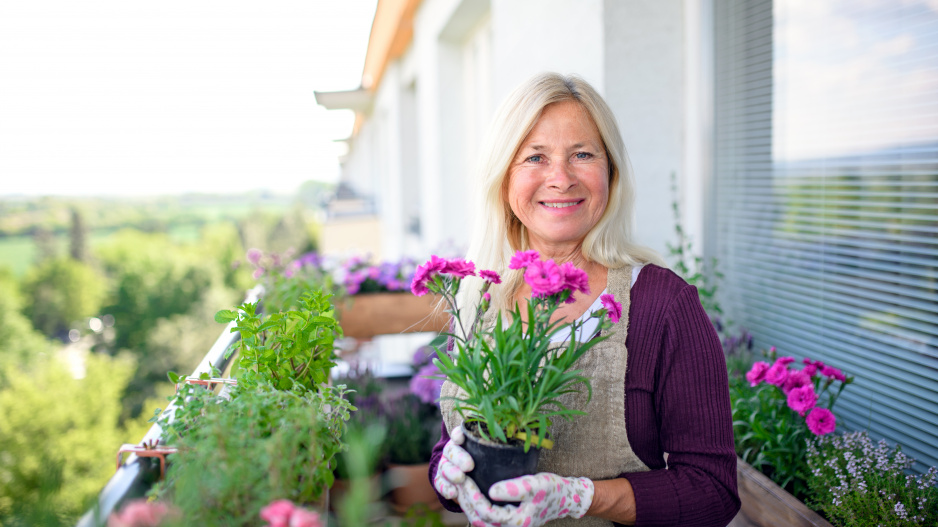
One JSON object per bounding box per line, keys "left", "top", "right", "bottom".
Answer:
{"left": 806, "top": 431, "right": 938, "bottom": 526}
{"left": 215, "top": 289, "right": 341, "bottom": 392}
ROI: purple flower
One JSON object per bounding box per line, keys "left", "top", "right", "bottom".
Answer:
{"left": 410, "top": 363, "right": 443, "bottom": 405}
{"left": 776, "top": 356, "right": 795, "bottom": 366}
{"left": 746, "top": 361, "right": 770, "bottom": 387}
{"left": 806, "top": 407, "right": 836, "bottom": 435}
{"left": 560, "top": 262, "right": 590, "bottom": 296}
{"left": 252, "top": 268, "right": 265, "bottom": 280}
{"left": 765, "top": 362, "right": 789, "bottom": 387}
{"left": 787, "top": 385, "right": 818, "bottom": 416}
{"left": 509, "top": 250, "right": 540, "bottom": 270}
{"left": 411, "top": 346, "right": 435, "bottom": 367}
{"left": 483, "top": 292, "right": 491, "bottom": 302}
{"left": 821, "top": 365, "right": 846, "bottom": 382}
{"left": 411, "top": 255, "right": 448, "bottom": 296}
{"left": 246, "top": 248, "right": 263, "bottom": 265}
{"left": 600, "top": 294, "right": 622, "bottom": 323}
{"left": 479, "top": 269, "right": 502, "bottom": 284}
{"left": 524, "top": 259, "right": 565, "bottom": 297}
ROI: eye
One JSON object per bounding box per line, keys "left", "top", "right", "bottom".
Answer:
{"left": 526, "top": 154, "right": 544, "bottom": 163}
{"left": 574, "top": 152, "right": 593, "bottom": 160}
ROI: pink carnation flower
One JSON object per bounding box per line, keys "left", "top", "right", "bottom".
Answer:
{"left": 821, "top": 365, "right": 846, "bottom": 382}
{"left": 600, "top": 294, "right": 622, "bottom": 323}
{"left": 108, "top": 500, "right": 175, "bottom": 527}
{"left": 783, "top": 370, "right": 812, "bottom": 394}
{"left": 524, "top": 259, "right": 565, "bottom": 297}
{"left": 776, "top": 356, "right": 795, "bottom": 366}
{"left": 786, "top": 385, "right": 818, "bottom": 416}
{"left": 260, "top": 500, "right": 295, "bottom": 527}
{"left": 745, "top": 361, "right": 770, "bottom": 387}
{"left": 479, "top": 269, "right": 502, "bottom": 284}
{"left": 802, "top": 363, "right": 818, "bottom": 377}
{"left": 411, "top": 255, "right": 448, "bottom": 296}
{"left": 509, "top": 250, "right": 540, "bottom": 270}
{"left": 252, "top": 268, "right": 265, "bottom": 280}
{"left": 482, "top": 292, "right": 491, "bottom": 302}
{"left": 764, "top": 362, "right": 789, "bottom": 387}
{"left": 441, "top": 258, "right": 476, "bottom": 278}
{"left": 560, "top": 262, "right": 590, "bottom": 296}
{"left": 246, "top": 248, "right": 263, "bottom": 265}
{"left": 289, "top": 508, "right": 322, "bottom": 527}
{"left": 806, "top": 407, "right": 836, "bottom": 435}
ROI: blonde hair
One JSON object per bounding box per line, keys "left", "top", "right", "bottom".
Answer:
{"left": 456, "top": 72, "right": 665, "bottom": 333}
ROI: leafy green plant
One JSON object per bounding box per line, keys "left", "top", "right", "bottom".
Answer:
{"left": 153, "top": 382, "right": 353, "bottom": 527}
{"left": 414, "top": 252, "right": 620, "bottom": 451}
{"left": 215, "top": 289, "right": 341, "bottom": 393}
{"left": 732, "top": 348, "right": 852, "bottom": 500}
{"left": 806, "top": 431, "right": 938, "bottom": 526}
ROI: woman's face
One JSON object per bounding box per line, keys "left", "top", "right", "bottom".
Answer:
{"left": 506, "top": 100, "right": 609, "bottom": 255}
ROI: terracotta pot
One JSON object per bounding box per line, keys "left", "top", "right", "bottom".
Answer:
{"left": 462, "top": 422, "right": 541, "bottom": 506}
{"left": 336, "top": 292, "right": 448, "bottom": 339}
{"left": 385, "top": 463, "right": 442, "bottom": 514}
{"left": 729, "top": 457, "right": 833, "bottom": 527}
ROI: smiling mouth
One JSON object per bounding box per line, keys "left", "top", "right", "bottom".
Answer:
{"left": 541, "top": 200, "right": 583, "bottom": 209}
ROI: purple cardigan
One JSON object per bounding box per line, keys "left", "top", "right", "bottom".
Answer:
{"left": 428, "top": 265, "right": 740, "bottom": 526}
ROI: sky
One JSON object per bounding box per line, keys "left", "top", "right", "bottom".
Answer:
{"left": 0, "top": 1, "right": 378, "bottom": 197}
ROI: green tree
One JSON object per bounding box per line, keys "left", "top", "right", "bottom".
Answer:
{"left": 0, "top": 267, "right": 52, "bottom": 381}
{"left": 0, "top": 353, "right": 137, "bottom": 524}
{"left": 22, "top": 257, "right": 108, "bottom": 338}
{"left": 69, "top": 208, "right": 89, "bottom": 263}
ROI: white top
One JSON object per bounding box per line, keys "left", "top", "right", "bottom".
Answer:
{"left": 549, "top": 264, "right": 643, "bottom": 344}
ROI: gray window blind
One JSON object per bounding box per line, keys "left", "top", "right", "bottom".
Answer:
{"left": 714, "top": 0, "right": 938, "bottom": 471}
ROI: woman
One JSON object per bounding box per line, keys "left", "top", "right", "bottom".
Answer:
{"left": 428, "top": 73, "right": 739, "bottom": 526}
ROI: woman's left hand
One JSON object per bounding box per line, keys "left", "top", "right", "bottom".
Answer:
{"left": 488, "top": 472, "right": 594, "bottom": 526}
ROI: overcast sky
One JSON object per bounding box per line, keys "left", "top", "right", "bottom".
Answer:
{"left": 0, "top": 1, "right": 377, "bottom": 197}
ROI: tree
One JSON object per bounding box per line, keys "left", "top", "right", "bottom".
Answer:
{"left": 0, "top": 267, "right": 51, "bottom": 382}
{"left": 0, "top": 353, "right": 138, "bottom": 524}
{"left": 22, "top": 258, "right": 108, "bottom": 338}
{"left": 69, "top": 208, "right": 89, "bottom": 263}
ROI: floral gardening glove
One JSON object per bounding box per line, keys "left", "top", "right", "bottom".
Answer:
{"left": 488, "top": 472, "right": 595, "bottom": 526}
{"left": 432, "top": 426, "right": 506, "bottom": 527}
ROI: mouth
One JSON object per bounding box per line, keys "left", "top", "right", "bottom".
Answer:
{"left": 540, "top": 200, "right": 583, "bottom": 209}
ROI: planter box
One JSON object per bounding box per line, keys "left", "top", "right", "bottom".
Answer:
{"left": 729, "top": 457, "right": 832, "bottom": 527}
{"left": 337, "top": 292, "right": 448, "bottom": 339}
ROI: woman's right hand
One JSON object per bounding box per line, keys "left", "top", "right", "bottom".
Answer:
{"left": 433, "top": 425, "right": 507, "bottom": 527}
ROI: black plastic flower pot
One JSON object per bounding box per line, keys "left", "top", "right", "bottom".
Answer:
{"left": 462, "top": 421, "right": 541, "bottom": 506}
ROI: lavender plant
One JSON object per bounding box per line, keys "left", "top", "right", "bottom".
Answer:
{"left": 806, "top": 431, "right": 938, "bottom": 526}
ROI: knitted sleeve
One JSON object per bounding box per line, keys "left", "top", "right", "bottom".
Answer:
{"left": 619, "top": 279, "right": 740, "bottom": 527}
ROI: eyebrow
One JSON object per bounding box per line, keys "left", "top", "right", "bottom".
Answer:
{"left": 523, "top": 142, "right": 593, "bottom": 151}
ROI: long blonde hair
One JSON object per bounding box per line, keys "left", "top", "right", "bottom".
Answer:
{"left": 456, "top": 72, "right": 664, "bottom": 334}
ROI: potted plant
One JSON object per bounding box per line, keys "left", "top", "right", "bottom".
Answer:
{"left": 411, "top": 250, "right": 622, "bottom": 498}
{"left": 730, "top": 348, "right": 852, "bottom": 525}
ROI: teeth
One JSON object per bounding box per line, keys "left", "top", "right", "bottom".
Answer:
{"left": 543, "top": 202, "right": 578, "bottom": 208}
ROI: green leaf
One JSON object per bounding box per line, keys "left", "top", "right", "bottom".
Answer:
{"left": 214, "top": 309, "right": 238, "bottom": 323}
{"left": 167, "top": 371, "right": 181, "bottom": 384}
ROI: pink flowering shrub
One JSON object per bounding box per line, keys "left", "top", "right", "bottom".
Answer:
{"left": 108, "top": 499, "right": 177, "bottom": 527}
{"left": 731, "top": 348, "right": 853, "bottom": 500}
{"left": 412, "top": 251, "right": 621, "bottom": 450}
{"left": 259, "top": 499, "right": 322, "bottom": 527}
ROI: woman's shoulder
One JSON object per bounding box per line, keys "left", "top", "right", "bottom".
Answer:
{"left": 628, "top": 263, "right": 692, "bottom": 294}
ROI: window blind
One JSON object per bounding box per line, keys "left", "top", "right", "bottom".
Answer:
{"left": 714, "top": 0, "right": 938, "bottom": 471}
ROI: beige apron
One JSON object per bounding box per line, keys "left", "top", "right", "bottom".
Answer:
{"left": 440, "top": 265, "right": 650, "bottom": 526}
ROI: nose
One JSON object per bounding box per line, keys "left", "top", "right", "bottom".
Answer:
{"left": 545, "top": 160, "right": 577, "bottom": 192}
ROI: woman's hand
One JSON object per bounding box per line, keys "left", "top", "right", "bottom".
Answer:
{"left": 488, "top": 472, "right": 595, "bottom": 527}
{"left": 432, "top": 426, "right": 506, "bottom": 527}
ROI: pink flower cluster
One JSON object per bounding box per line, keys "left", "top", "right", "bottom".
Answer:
{"left": 745, "top": 353, "right": 845, "bottom": 436}
{"left": 410, "top": 255, "right": 501, "bottom": 296}
{"left": 108, "top": 499, "right": 176, "bottom": 527}
{"left": 509, "top": 250, "right": 590, "bottom": 302}
{"left": 260, "top": 500, "right": 322, "bottom": 527}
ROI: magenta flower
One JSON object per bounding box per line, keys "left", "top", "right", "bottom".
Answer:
{"left": 479, "top": 269, "right": 502, "bottom": 284}
{"left": 411, "top": 255, "right": 448, "bottom": 296}
{"left": 483, "top": 291, "right": 491, "bottom": 302}
{"left": 600, "top": 294, "right": 622, "bottom": 323}
{"left": 806, "top": 407, "right": 836, "bottom": 435}
{"left": 802, "top": 363, "right": 818, "bottom": 377}
{"left": 441, "top": 258, "right": 476, "bottom": 278}
{"left": 786, "top": 385, "right": 818, "bottom": 416}
{"left": 260, "top": 500, "right": 295, "bottom": 527}
{"left": 745, "top": 361, "right": 770, "bottom": 387}
{"left": 252, "top": 268, "right": 265, "bottom": 280}
{"left": 783, "top": 370, "right": 812, "bottom": 394}
{"left": 821, "top": 365, "right": 846, "bottom": 382}
{"left": 289, "top": 508, "right": 322, "bottom": 527}
{"left": 560, "top": 262, "right": 590, "bottom": 295}
{"left": 776, "top": 356, "right": 795, "bottom": 366}
{"left": 246, "top": 248, "right": 263, "bottom": 265}
{"left": 765, "top": 362, "right": 789, "bottom": 387}
{"left": 509, "top": 250, "right": 540, "bottom": 270}
{"left": 524, "top": 259, "right": 565, "bottom": 297}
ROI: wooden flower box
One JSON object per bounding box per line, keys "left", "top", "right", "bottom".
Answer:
{"left": 336, "top": 292, "right": 449, "bottom": 339}
{"left": 729, "top": 457, "right": 833, "bottom": 527}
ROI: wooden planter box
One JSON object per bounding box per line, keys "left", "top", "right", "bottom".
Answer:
{"left": 337, "top": 292, "right": 448, "bottom": 339}
{"left": 729, "top": 457, "right": 832, "bottom": 527}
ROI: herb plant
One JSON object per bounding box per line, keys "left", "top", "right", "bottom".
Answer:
{"left": 412, "top": 250, "right": 621, "bottom": 451}
{"left": 806, "top": 431, "right": 938, "bottom": 526}
{"left": 215, "top": 289, "right": 341, "bottom": 392}
{"left": 732, "top": 348, "right": 852, "bottom": 499}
